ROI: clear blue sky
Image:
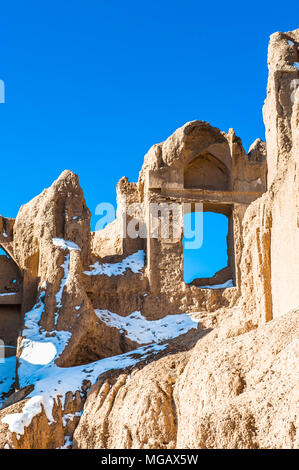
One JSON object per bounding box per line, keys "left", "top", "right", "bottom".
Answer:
{"left": 0, "top": 0, "right": 298, "bottom": 233}
{"left": 183, "top": 212, "right": 228, "bottom": 283}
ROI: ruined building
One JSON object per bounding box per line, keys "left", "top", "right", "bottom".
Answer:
{"left": 0, "top": 29, "right": 298, "bottom": 449}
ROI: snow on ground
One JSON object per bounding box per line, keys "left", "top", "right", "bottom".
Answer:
{"left": 1, "top": 266, "right": 198, "bottom": 439}
{"left": 18, "top": 290, "right": 72, "bottom": 381}
{"left": 0, "top": 349, "right": 16, "bottom": 407}
{"left": 1, "top": 289, "right": 169, "bottom": 437}
{"left": 95, "top": 310, "right": 198, "bottom": 344}
{"left": 83, "top": 250, "right": 145, "bottom": 277}
{"left": 2, "top": 341, "right": 166, "bottom": 436}
{"left": 200, "top": 279, "right": 234, "bottom": 289}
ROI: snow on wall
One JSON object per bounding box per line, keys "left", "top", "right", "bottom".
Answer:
{"left": 52, "top": 238, "right": 80, "bottom": 251}
{"left": 52, "top": 237, "right": 80, "bottom": 325}
{"left": 54, "top": 254, "right": 70, "bottom": 325}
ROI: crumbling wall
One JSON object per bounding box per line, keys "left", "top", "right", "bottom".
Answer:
{"left": 264, "top": 31, "right": 299, "bottom": 319}
{"left": 132, "top": 122, "right": 266, "bottom": 317}
{"left": 239, "top": 30, "right": 299, "bottom": 325}
{"left": 73, "top": 310, "right": 299, "bottom": 449}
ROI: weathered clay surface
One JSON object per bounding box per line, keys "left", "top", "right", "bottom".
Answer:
{"left": 73, "top": 310, "right": 298, "bottom": 449}
{"left": 0, "top": 389, "right": 84, "bottom": 449}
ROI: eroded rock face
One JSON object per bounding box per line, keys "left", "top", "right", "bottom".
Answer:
{"left": 10, "top": 170, "right": 135, "bottom": 368}
{"left": 73, "top": 311, "right": 299, "bottom": 449}
{"left": 0, "top": 389, "right": 84, "bottom": 449}
{"left": 0, "top": 28, "right": 298, "bottom": 449}
{"left": 240, "top": 29, "right": 299, "bottom": 324}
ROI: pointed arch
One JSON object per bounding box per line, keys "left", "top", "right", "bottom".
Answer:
{"left": 184, "top": 151, "right": 230, "bottom": 190}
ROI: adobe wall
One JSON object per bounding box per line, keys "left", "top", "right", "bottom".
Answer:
{"left": 263, "top": 30, "right": 299, "bottom": 318}
{"left": 110, "top": 123, "right": 267, "bottom": 317}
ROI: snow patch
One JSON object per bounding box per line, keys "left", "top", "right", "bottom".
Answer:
{"left": 20, "top": 340, "right": 57, "bottom": 365}
{"left": 19, "top": 291, "right": 71, "bottom": 382}
{"left": 54, "top": 254, "right": 70, "bottom": 325}
{"left": 62, "top": 412, "right": 82, "bottom": 427}
{"left": 53, "top": 238, "right": 80, "bottom": 251}
{"left": 95, "top": 310, "right": 198, "bottom": 344}
{"left": 83, "top": 250, "right": 145, "bottom": 277}
{"left": 2, "top": 395, "right": 54, "bottom": 435}
{"left": 52, "top": 238, "right": 81, "bottom": 325}
{"left": 200, "top": 279, "right": 234, "bottom": 289}
{"left": 3, "top": 342, "right": 166, "bottom": 435}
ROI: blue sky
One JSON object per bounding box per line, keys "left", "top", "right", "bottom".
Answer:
{"left": 183, "top": 212, "right": 228, "bottom": 282}
{"left": 0, "top": 1, "right": 298, "bottom": 282}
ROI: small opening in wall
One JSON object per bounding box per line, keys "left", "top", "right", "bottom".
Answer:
{"left": 183, "top": 210, "right": 234, "bottom": 288}
{"left": 0, "top": 247, "right": 10, "bottom": 258}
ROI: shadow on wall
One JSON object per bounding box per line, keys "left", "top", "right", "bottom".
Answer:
{"left": 0, "top": 246, "right": 23, "bottom": 347}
